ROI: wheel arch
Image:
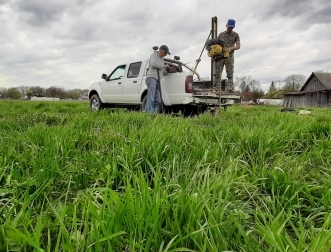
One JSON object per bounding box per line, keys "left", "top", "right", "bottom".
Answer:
{"left": 89, "top": 90, "right": 104, "bottom": 103}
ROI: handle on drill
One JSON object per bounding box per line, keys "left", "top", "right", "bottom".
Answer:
{"left": 192, "top": 30, "right": 212, "bottom": 76}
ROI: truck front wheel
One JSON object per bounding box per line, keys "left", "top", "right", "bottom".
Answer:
{"left": 90, "top": 94, "right": 103, "bottom": 111}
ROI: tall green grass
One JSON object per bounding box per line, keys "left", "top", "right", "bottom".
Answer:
{"left": 1, "top": 100, "right": 331, "bottom": 251}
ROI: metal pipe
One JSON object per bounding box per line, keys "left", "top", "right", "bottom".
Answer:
{"left": 211, "top": 17, "right": 218, "bottom": 90}
{"left": 164, "top": 58, "right": 201, "bottom": 79}
{"left": 192, "top": 30, "right": 212, "bottom": 76}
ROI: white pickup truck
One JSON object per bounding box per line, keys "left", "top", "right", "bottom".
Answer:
{"left": 88, "top": 56, "right": 239, "bottom": 115}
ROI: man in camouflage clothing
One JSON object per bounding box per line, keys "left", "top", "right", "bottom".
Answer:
{"left": 217, "top": 19, "right": 240, "bottom": 92}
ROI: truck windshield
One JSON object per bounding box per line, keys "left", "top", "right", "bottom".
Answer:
{"left": 109, "top": 65, "right": 126, "bottom": 80}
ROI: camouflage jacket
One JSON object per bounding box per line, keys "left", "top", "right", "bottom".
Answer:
{"left": 217, "top": 31, "right": 240, "bottom": 55}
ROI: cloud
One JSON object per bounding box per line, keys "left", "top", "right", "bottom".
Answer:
{"left": 262, "top": 0, "right": 312, "bottom": 18}
{"left": 307, "top": 4, "right": 331, "bottom": 24}
{"left": 11, "top": 0, "right": 98, "bottom": 28}
{"left": 15, "top": 0, "right": 70, "bottom": 26}
{"left": 259, "top": 0, "right": 331, "bottom": 28}
{"left": 0, "top": 0, "right": 330, "bottom": 93}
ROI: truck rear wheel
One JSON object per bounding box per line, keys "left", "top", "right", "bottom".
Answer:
{"left": 183, "top": 106, "right": 198, "bottom": 117}
{"left": 141, "top": 96, "right": 147, "bottom": 112}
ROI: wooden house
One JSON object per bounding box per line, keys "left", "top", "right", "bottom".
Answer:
{"left": 283, "top": 72, "right": 331, "bottom": 107}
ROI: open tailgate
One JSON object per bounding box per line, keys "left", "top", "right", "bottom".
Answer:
{"left": 192, "top": 80, "right": 242, "bottom": 101}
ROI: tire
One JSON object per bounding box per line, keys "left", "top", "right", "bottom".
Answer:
{"left": 155, "top": 102, "right": 164, "bottom": 113}
{"left": 141, "top": 95, "right": 164, "bottom": 113}
{"left": 90, "top": 94, "right": 103, "bottom": 111}
{"left": 141, "top": 95, "right": 147, "bottom": 112}
{"left": 183, "top": 105, "right": 198, "bottom": 117}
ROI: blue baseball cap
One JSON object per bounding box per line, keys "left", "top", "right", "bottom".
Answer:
{"left": 227, "top": 19, "right": 236, "bottom": 28}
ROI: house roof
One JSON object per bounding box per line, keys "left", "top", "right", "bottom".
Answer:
{"left": 283, "top": 91, "right": 313, "bottom": 96}
{"left": 300, "top": 72, "right": 331, "bottom": 91}
{"left": 283, "top": 91, "right": 304, "bottom": 95}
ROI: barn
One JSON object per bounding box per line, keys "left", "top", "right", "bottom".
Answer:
{"left": 283, "top": 72, "right": 331, "bottom": 107}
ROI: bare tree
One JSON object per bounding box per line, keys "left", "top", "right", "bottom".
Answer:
{"left": 235, "top": 76, "right": 253, "bottom": 93}
{"left": 249, "top": 79, "right": 264, "bottom": 101}
{"left": 18, "top": 86, "right": 28, "bottom": 97}
{"left": 235, "top": 76, "right": 264, "bottom": 100}
{"left": 273, "top": 79, "right": 284, "bottom": 91}
{"left": 249, "top": 79, "right": 261, "bottom": 92}
{"left": 283, "top": 74, "right": 306, "bottom": 91}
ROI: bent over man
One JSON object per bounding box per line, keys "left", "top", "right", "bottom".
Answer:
{"left": 217, "top": 19, "right": 240, "bottom": 92}
{"left": 144, "top": 45, "right": 170, "bottom": 113}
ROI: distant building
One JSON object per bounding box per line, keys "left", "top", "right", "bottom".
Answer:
{"left": 258, "top": 99, "right": 283, "bottom": 106}
{"left": 81, "top": 92, "right": 88, "bottom": 100}
{"left": 283, "top": 72, "right": 331, "bottom": 107}
{"left": 31, "top": 97, "right": 60, "bottom": 101}
{"left": 242, "top": 92, "right": 254, "bottom": 102}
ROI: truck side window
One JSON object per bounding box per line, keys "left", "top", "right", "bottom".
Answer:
{"left": 127, "top": 62, "right": 142, "bottom": 78}
{"left": 109, "top": 65, "right": 126, "bottom": 81}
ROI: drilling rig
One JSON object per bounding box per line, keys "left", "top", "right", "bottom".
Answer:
{"left": 191, "top": 16, "right": 242, "bottom": 115}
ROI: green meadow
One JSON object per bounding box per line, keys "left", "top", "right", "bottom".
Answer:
{"left": 1, "top": 100, "right": 331, "bottom": 252}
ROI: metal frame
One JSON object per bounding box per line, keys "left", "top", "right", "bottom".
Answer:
{"left": 211, "top": 17, "right": 218, "bottom": 91}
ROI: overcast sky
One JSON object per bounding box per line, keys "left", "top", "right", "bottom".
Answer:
{"left": 0, "top": 0, "right": 330, "bottom": 92}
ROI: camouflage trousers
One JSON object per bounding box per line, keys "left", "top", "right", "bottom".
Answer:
{"left": 215, "top": 55, "right": 234, "bottom": 91}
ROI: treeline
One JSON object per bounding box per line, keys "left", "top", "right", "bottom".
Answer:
{"left": 235, "top": 73, "right": 313, "bottom": 100}
{"left": 265, "top": 71, "right": 328, "bottom": 99}
{"left": 0, "top": 86, "right": 89, "bottom": 100}
{"left": 265, "top": 74, "right": 306, "bottom": 99}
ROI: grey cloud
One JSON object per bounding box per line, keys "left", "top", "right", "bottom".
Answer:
{"left": 263, "top": 0, "right": 310, "bottom": 18}
{"left": 15, "top": 0, "right": 68, "bottom": 26}
{"left": 260, "top": 0, "right": 331, "bottom": 27}
{"left": 14, "top": 0, "right": 97, "bottom": 27}
{"left": 118, "top": 11, "right": 150, "bottom": 27}
{"left": 308, "top": 58, "right": 331, "bottom": 66}
{"left": 167, "top": 16, "right": 207, "bottom": 36}
{"left": 307, "top": 4, "right": 331, "bottom": 24}
{"left": 1, "top": 0, "right": 331, "bottom": 91}
{"left": 61, "top": 21, "right": 99, "bottom": 42}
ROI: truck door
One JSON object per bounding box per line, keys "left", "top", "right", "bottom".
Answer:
{"left": 100, "top": 65, "right": 126, "bottom": 103}
{"left": 121, "top": 62, "right": 142, "bottom": 103}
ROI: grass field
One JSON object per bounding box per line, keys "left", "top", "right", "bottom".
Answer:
{"left": 1, "top": 100, "right": 331, "bottom": 252}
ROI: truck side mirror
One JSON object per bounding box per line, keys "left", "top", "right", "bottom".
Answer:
{"left": 101, "top": 73, "right": 107, "bottom": 80}
{"left": 174, "top": 56, "right": 180, "bottom": 60}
